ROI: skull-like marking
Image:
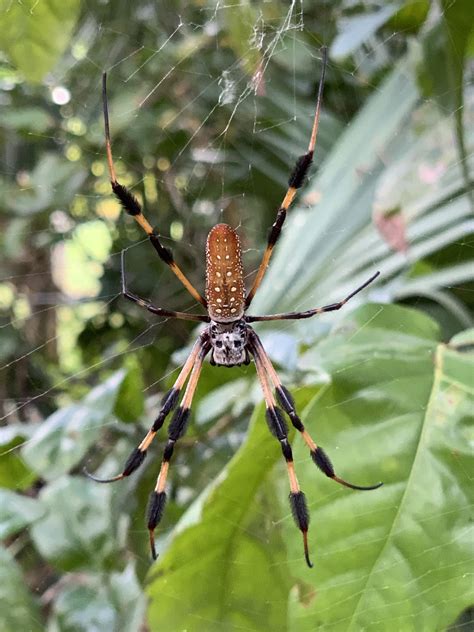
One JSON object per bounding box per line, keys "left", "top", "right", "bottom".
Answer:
{"left": 209, "top": 320, "right": 249, "bottom": 366}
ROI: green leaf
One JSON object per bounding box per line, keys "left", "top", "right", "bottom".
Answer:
{"left": 419, "top": 2, "right": 474, "bottom": 209}
{"left": 5, "top": 153, "right": 87, "bottom": 216}
{"left": 114, "top": 357, "right": 145, "bottom": 423}
{"left": 250, "top": 57, "right": 419, "bottom": 316}
{"left": 146, "top": 397, "right": 305, "bottom": 632}
{"left": 146, "top": 305, "right": 472, "bottom": 630}
{"left": 286, "top": 305, "right": 473, "bottom": 630}
{"left": 49, "top": 564, "right": 145, "bottom": 632}
{"left": 30, "top": 476, "right": 118, "bottom": 571}
{"left": 0, "top": 425, "right": 36, "bottom": 490}
{"left": 450, "top": 328, "right": 474, "bottom": 349}
{"left": 442, "top": 0, "right": 474, "bottom": 70}
{"left": 22, "top": 370, "right": 126, "bottom": 480}
{"left": 0, "top": 488, "right": 44, "bottom": 539}
{"left": 0, "top": 547, "right": 42, "bottom": 631}
{"left": 2, "top": 107, "right": 54, "bottom": 133}
{"left": 387, "top": 0, "right": 430, "bottom": 34}
{"left": 195, "top": 377, "right": 251, "bottom": 424}
{"left": 331, "top": 6, "right": 398, "bottom": 59}
{"left": 250, "top": 52, "right": 473, "bottom": 328}
{"left": 441, "top": 0, "right": 474, "bottom": 209}
{"left": 0, "top": 0, "right": 81, "bottom": 83}
{"left": 221, "top": 1, "right": 262, "bottom": 78}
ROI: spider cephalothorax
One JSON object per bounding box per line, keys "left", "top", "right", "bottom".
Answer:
{"left": 85, "top": 47, "right": 383, "bottom": 568}
{"left": 209, "top": 320, "right": 250, "bottom": 366}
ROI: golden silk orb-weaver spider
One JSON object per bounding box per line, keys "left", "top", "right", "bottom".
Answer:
{"left": 85, "top": 47, "right": 382, "bottom": 568}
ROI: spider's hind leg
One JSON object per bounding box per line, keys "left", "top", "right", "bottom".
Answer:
{"left": 84, "top": 334, "right": 209, "bottom": 485}
{"left": 252, "top": 347, "right": 313, "bottom": 568}
{"left": 275, "top": 383, "right": 383, "bottom": 491}
{"left": 147, "top": 342, "right": 209, "bottom": 559}
{"left": 250, "top": 330, "right": 383, "bottom": 492}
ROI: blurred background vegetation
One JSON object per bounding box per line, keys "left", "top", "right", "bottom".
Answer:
{"left": 0, "top": 1, "right": 473, "bottom": 630}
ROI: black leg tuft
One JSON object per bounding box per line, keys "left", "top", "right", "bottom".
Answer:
{"left": 289, "top": 491, "right": 310, "bottom": 532}
{"left": 149, "top": 233, "right": 174, "bottom": 265}
{"left": 312, "top": 447, "right": 383, "bottom": 490}
{"left": 152, "top": 388, "right": 180, "bottom": 431}
{"left": 276, "top": 385, "right": 305, "bottom": 431}
{"left": 276, "top": 385, "right": 295, "bottom": 411}
{"left": 147, "top": 491, "right": 167, "bottom": 531}
{"left": 123, "top": 447, "right": 147, "bottom": 476}
{"left": 265, "top": 407, "right": 288, "bottom": 440}
{"left": 147, "top": 491, "right": 167, "bottom": 561}
{"left": 280, "top": 440, "right": 293, "bottom": 462}
{"left": 163, "top": 441, "right": 175, "bottom": 462}
{"left": 288, "top": 151, "right": 314, "bottom": 189}
{"left": 168, "top": 407, "right": 191, "bottom": 441}
{"left": 268, "top": 208, "right": 286, "bottom": 246}
{"left": 311, "top": 446, "right": 335, "bottom": 478}
{"left": 111, "top": 181, "right": 142, "bottom": 216}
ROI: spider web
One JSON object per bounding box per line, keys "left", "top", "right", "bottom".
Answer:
{"left": 0, "top": 2, "right": 473, "bottom": 631}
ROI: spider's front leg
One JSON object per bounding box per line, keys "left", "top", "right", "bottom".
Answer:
{"left": 246, "top": 271, "right": 380, "bottom": 323}
{"left": 245, "top": 47, "right": 327, "bottom": 308}
{"left": 102, "top": 72, "right": 206, "bottom": 308}
{"left": 120, "top": 250, "right": 210, "bottom": 323}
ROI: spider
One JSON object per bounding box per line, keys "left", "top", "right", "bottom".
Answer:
{"left": 85, "top": 47, "right": 382, "bottom": 568}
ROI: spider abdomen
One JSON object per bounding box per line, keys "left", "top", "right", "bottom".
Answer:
{"left": 205, "top": 224, "right": 245, "bottom": 322}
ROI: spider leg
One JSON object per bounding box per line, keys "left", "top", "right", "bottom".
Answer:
{"left": 250, "top": 331, "right": 383, "bottom": 491}
{"left": 84, "top": 333, "right": 209, "bottom": 484}
{"left": 252, "top": 347, "right": 313, "bottom": 568}
{"left": 245, "top": 47, "right": 327, "bottom": 308}
{"left": 121, "top": 251, "right": 210, "bottom": 323}
{"left": 102, "top": 73, "right": 207, "bottom": 308}
{"left": 246, "top": 271, "right": 379, "bottom": 322}
{"left": 147, "top": 341, "right": 209, "bottom": 559}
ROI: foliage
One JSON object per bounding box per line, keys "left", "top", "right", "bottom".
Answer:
{"left": 289, "top": 306, "right": 473, "bottom": 631}
{"left": 2, "top": 305, "right": 472, "bottom": 630}
{"left": 0, "top": 0, "right": 81, "bottom": 83}
{"left": 0, "top": 1, "right": 473, "bottom": 631}
{"left": 147, "top": 305, "right": 473, "bottom": 631}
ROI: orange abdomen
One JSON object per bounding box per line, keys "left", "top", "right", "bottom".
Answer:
{"left": 205, "top": 224, "right": 245, "bottom": 322}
